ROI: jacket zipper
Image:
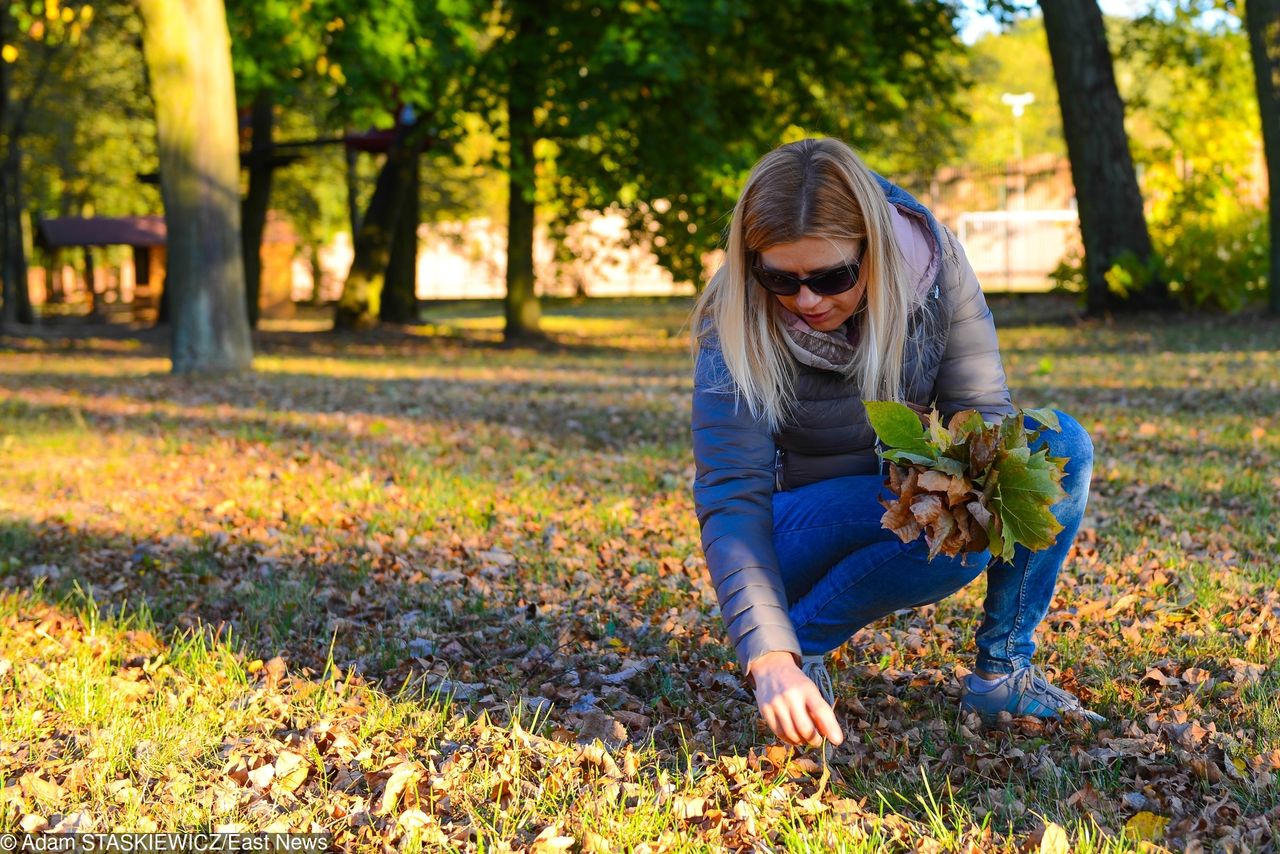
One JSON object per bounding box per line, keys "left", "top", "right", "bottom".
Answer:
{"left": 774, "top": 447, "right": 785, "bottom": 491}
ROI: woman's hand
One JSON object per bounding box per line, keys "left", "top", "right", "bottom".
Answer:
{"left": 747, "top": 651, "right": 844, "bottom": 748}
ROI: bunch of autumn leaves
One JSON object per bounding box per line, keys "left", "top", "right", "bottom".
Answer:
{"left": 863, "top": 402, "right": 1069, "bottom": 563}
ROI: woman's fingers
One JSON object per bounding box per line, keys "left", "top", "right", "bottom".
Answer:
{"left": 752, "top": 665, "right": 843, "bottom": 748}
{"left": 786, "top": 694, "right": 820, "bottom": 747}
{"left": 759, "top": 705, "right": 779, "bottom": 740}
{"left": 771, "top": 704, "right": 804, "bottom": 746}
{"left": 808, "top": 692, "right": 844, "bottom": 746}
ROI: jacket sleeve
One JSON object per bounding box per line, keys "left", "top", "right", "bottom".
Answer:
{"left": 691, "top": 336, "right": 801, "bottom": 675}
{"left": 932, "top": 225, "right": 1017, "bottom": 423}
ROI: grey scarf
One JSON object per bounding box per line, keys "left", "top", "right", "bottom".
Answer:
{"left": 778, "top": 306, "right": 864, "bottom": 372}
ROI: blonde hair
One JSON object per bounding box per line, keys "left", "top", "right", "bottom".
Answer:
{"left": 689, "top": 137, "right": 926, "bottom": 433}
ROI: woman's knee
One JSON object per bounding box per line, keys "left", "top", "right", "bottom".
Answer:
{"left": 1033, "top": 410, "right": 1093, "bottom": 501}
{"left": 1030, "top": 410, "right": 1093, "bottom": 469}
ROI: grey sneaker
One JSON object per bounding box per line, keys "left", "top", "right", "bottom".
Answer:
{"left": 801, "top": 655, "right": 836, "bottom": 708}
{"left": 960, "top": 665, "right": 1106, "bottom": 724}
{"left": 801, "top": 654, "right": 836, "bottom": 760}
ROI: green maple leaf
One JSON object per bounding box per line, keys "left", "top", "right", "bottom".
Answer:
{"left": 864, "top": 401, "right": 933, "bottom": 458}
{"left": 1022, "top": 407, "right": 1062, "bottom": 433}
{"left": 930, "top": 455, "right": 967, "bottom": 478}
{"left": 990, "top": 445, "right": 1068, "bottom": 557}
{"left": 884, "top": 449, "right": 938, "bottom": 466}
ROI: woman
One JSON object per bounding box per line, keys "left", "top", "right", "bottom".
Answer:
{"left": 689, "top": 137, "right": 1103, "bottom": 751}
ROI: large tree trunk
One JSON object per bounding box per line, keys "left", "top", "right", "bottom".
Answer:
{"left": 334, "top": 122, "right": 418, "bottom": 330}
{"left": 0, "top": 0, "right": 14, "bottom": 327}
{"left": 0, "top": 162, "right": 19, "bottom": 326}
{"left": 503, "top": 1, "right": 543, "bottom": 341}
{"left": 240, "top": 90, "right": 274, "bottom": 329}
{"left": 380, "top": 144, "right": 420, "bottom": 324}
{"left": 1039, "top": 0, "right": 1171, "bottom": 315}
{"left": 1246, "top": 0, "right": 1280, "bottom": 316}
{"left": 138, "top": 0, "right": 253, "bottom": 373}
{"left": 0, "top": 3, "right": 31, "bottom": 330}
{"left": 0, "top": 159, "right": 32, "bottom": 326}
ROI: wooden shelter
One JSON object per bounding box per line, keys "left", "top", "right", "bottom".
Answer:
{"left": 34, "top": 214, "right": 300, "bottom": 321}
{"left": 35, "top": 216, "right": 168, "bottom": 316}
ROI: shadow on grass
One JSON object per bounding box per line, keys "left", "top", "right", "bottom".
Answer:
{"left": 0, "top": 359, "right": 692, "bottom": 452}
{"left": 0, "top": 516, "right": 529, "bottom": 692}
{"left": 0, "top": 511, "right": 729, "bottom": 760}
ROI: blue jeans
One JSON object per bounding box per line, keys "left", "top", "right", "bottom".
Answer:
{"left": 772, "top": 410, "right": 1092, "bottom": 675}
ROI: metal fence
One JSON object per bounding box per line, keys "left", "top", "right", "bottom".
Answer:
{"left": 896, "top": 154, "right": 1079, "bottom": 293}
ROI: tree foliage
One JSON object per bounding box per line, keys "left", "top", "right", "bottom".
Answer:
{"left": 462, "top": 0, "right": 967, "bottom": 337}
{"left": 1119, "top": 4, "right": 1268, "bottom": 311}
{"left": 952, "top": 17, "right": 1066, "bottom": 165}
{"left": 1, "top": 0, "right": 98, "bottom": 324}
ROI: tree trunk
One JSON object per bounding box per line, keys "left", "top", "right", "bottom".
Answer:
{"left": 0, "top": 160, "right": 33, "bottom": 326}
{"left": 1039, "top": 0, "right": 1171, "bottom": 315}
{"left": 47, "top": 249, "right": 62, "bottom": 304}
{"left": 380, "top": 143, "right": 420, "bottom": 324}
{"left": 334, "top": 122, "right": 418, "bottom": 330}
{"left": 0, "top": 0, "right": 12, "bottom": 327}
{"left": 84, "top": 245, "right": 99, "bottom": 320}
{"left": 1246, "top": 0, "right": 1280, "bottom": 316}
{"left": 0, "top": 162, "right": 18, "bottom": 327}
{"left": 503, "top": 1, "right": 543, "bottom": 341}
{"left": 307, "top": 245, "right": 324, "bottom": 305}
{"left": 138, "top": 0, "right": 253, "bottom": 373}
{"left": 345, "top": 144, "right": 362, "bottom": 239}
{"left": 17, "top": 207, "right": 32, "bottom": 321}
{"left": 240, "top": 90, "right": 274, "bottom": 329}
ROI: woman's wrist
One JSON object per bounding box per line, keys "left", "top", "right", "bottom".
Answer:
{"left": 747, "top": 650, "right": 801, "bottom": 679}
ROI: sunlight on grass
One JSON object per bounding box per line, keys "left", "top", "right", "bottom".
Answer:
{"left": 1, "top": 298, "right": 1278, "bottom": 849}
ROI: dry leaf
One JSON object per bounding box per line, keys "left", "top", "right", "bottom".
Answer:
{"left": 273, "top": 751, "right": 309, "bottom": 793}
{"left": 19, "top": 773, "right": 65, "bottom": 805}
{"left": 671, "top": 796, "right": 705, "bottom": 819}
{"left": 378, "top": 762, "right": 422, "bottom": 816}
{"left": 246, "top": 764, "right": 274, "bottom": 790}
{"left": 531, "top": 824, "right": 576, "bottom": 852}
{"left": 1124, "top": 811, "right": 1170, "bottom": 842}
{"left": 1038, "top": 821, "right": 1070, "bottom": 854}
{"left": 19, "top": 815, "right": 48, "bottom": 833}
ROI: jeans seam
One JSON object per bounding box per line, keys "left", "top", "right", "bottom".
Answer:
{"left": 1000, "top": 410, "right": 1077, "bottom": 671}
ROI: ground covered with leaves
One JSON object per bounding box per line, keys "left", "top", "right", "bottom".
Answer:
{"left": 0, "top": 296, "right": 1277, "bottom": 852}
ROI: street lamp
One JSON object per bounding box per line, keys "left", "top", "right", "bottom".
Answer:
{"left": 999, "top": 92, "right": 1034, "bottom": 289}
{"left": 1001, "top": 92, "right": 1035, "bottom": 209}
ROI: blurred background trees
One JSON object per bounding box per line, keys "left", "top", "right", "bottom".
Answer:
{"left": 0, "top": 0, "right": 1276, "bottom": 370}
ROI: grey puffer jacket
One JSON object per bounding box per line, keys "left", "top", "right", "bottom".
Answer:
{"left": 690, "top": 175, "right": 1016, "bottom": 675}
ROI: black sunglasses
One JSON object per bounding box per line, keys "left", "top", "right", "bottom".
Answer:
{"left": 750, "top": 245, "right": 865, "bottom": 297}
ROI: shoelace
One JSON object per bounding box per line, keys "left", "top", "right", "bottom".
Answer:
{"left": 801, "top": 658, "right": 836, "bottom": 708}
{"left": 1012, "top": 665, "right": 1084, "bottom": 712}
{"left": 800, "top": 657, "right": 836, "bottom": 770}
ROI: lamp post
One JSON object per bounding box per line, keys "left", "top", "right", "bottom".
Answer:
{"left": 1001, "top": 92, "right": 1035, "bottom": 210}
{"left": 1000, "top": 92, "right": 1034, "bottom": 289}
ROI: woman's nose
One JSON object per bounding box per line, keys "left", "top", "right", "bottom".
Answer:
{"left": 795, "top": 286, "right": 823, "bottom": 311}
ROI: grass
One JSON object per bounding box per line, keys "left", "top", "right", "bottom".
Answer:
{"left": 0, "top": 295, "right": 1277, "bottom": 850}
